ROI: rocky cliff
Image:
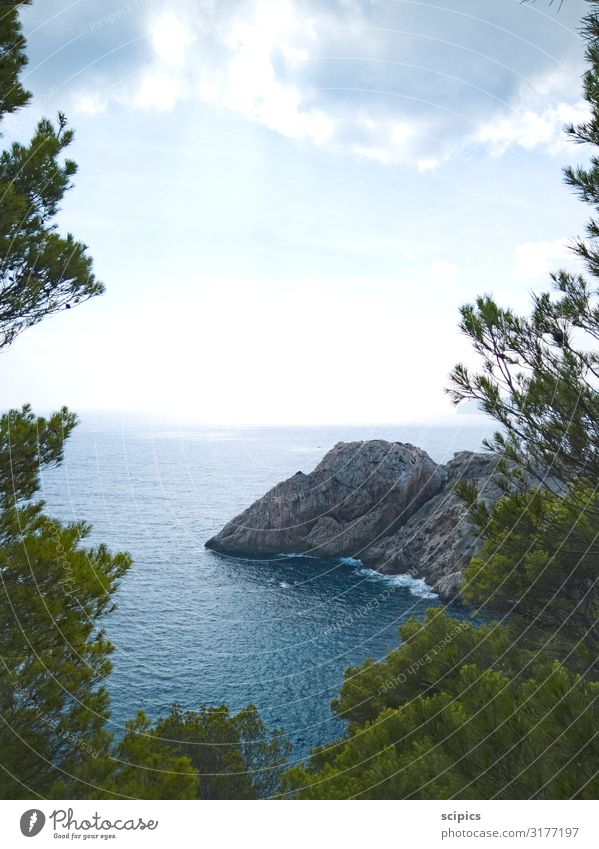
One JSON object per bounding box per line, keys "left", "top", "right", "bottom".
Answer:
{"left": 205, "top": 440, "right": 502, "bottom": 599}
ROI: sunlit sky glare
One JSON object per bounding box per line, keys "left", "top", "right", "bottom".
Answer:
{"left": 0, "top": 0, "right": 592, "bottom": 425}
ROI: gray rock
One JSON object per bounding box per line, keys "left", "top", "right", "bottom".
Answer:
{"left": 434, "top": 571, "right": 464, "bottom": 601}
{"left": 363, "top": 450, "right": 501, "bottom": 583}
{"left": 205, "top": 440, "right": 502, "bottom": 595}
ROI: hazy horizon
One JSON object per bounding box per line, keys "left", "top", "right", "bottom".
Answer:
{"left": 23, "top": 403, "right": 491, "bottom": 429}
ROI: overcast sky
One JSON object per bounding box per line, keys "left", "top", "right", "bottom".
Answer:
{"left": 0, "top": 0, "right": 591, "bottom": 424}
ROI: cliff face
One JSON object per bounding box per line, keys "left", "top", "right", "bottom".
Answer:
{"left": 205, "top": 440, "right": 501, "bottom": 598}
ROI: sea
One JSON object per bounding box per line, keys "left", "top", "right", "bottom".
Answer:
{"left": 40, "top": 416, "right": 493, "bottom": 761}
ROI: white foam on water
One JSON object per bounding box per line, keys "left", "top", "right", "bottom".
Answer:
{"left": 355, "top": 567, "right": 438, "bottom": 599}
{"left": 277, "top": 552, "right": 319, "bottom": 560}
{"left": 273, "top": 554, "right": 438, "bottom": 598}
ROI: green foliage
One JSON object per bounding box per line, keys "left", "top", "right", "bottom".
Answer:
{"left": 0, "top": 406, "right": 132, "bottom": 798}
{"left": 0, "top": 410, "right": 290, "bottom": 799}
{"left": 101, "top": 713, "right": 199, "bottom": 800}
{"left": 332, "top": 610, "right": 519, "bottom": 729}
{"left": 446, "top": 0, "right": 599, "bottom": 672}
{"left": 0, "top": 3, "right": 103, "bottom": 349}
{"left": 0, "top": 404, "right": 77, "bottom": 508}
{"left": 0, "top": 3, "right": 188, "bottom": 800}
{"left": 282, "top": 613, "right": 599, "bottom": 799}
{"left": 0, "top": 111, "right": 105, "bottom": 347}
{"left": 0, "top": 1, "right": 128, "bottom": 799}
{"left": 138, "top": 704, "right": 291, "bottom": 800}
{"left": 0, "top": 2, "right": 31, "bottom": 119}
{"left": 462, "top": 483, "right": 599, "bottom": 671}
{"left": 0, "top": 1, "right": 124, "bottom": 798}
{"left": 448, "top": 5, "right": 599, "bottom": 487}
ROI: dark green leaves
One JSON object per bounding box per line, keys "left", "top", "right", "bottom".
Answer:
{"left": 0, "top": 404, "right": 77, "bottom": 510}
{"left": 0, "top": 116, "right": 104, "bottom": 348}
{"left": 0, "top": 2, "right": 31, "bottom": 121}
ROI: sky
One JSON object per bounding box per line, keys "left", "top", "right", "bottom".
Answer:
{"left": 0, "top": 0, "right": 592, "bottom": 425}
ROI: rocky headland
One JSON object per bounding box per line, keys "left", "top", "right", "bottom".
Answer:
{"left": 205, "top": 440, "right": 503, "bottom": 600}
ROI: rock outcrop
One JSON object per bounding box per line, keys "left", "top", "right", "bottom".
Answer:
{"left": 205, "top": 440, "right": 502, "bottom": 599}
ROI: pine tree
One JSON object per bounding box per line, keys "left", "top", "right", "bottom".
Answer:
{"left": 282, "top": 612, "right": 599, "bottom": 799}
{"left": 0, "top": 407, "right": 132, "bottom": 796}
{"left": 449, "top": 4, "right": 599, "bottom": 487}
{"left": 0, "top": 1, "right": 103, "bottom": 350}
{"left": 112, "top": 704, "right": 291, "bottom": 800}
{"left": 0, "top": 1, "right": 122, "bottom": 798}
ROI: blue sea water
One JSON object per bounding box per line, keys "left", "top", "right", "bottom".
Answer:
{"left": 40, "top": 417, "right": 492, "bottom": 760}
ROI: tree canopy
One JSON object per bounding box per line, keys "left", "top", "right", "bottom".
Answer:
{"left": 282, "top": 612, "right": 599, "bottom": 799}
{"left": 0, "top": 0, "right": 103, "bottom": 350}
{"left": 448, "top": 7, "right": 599, "bottom": 488}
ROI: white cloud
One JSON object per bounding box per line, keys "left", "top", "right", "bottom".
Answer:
{"left": 134, "top": 69, "right": 182, "bottom": 111}
{"left": 129, "top": 11, "right": 195, "bottom": 111}
{"left": 91, "top": 0, "right": 589, "bottom": 169}
{"left": 513, "top": 237, "right": 573, "bottom": 280}
{"left": 477, "top": 100, "right": 588, "bottom": 156}
{"left": 72, "top": 92, "right": 107, "bottom": 115}
{"left": 130, "top": 1, "right": 335, "bottom": 141}
{"left": 201, "top": 0, "right": 334, "bottom": 144}
{"left": 120, "top": 0, "right": 439, "bottom": 164}
{"left": 417, "top": 158, "right": 441, "bottom": 173}
{"left": 474, "top": 66, "right": 589, "bottom": 158}
{"left": 431, "top": 259, "right": 459, "bottom": 278}
{"left": 345, "top": 113, "right": 440, "bottom": 167}
{"left": 149, "top": 12, "right": 195, "bottom": 67}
